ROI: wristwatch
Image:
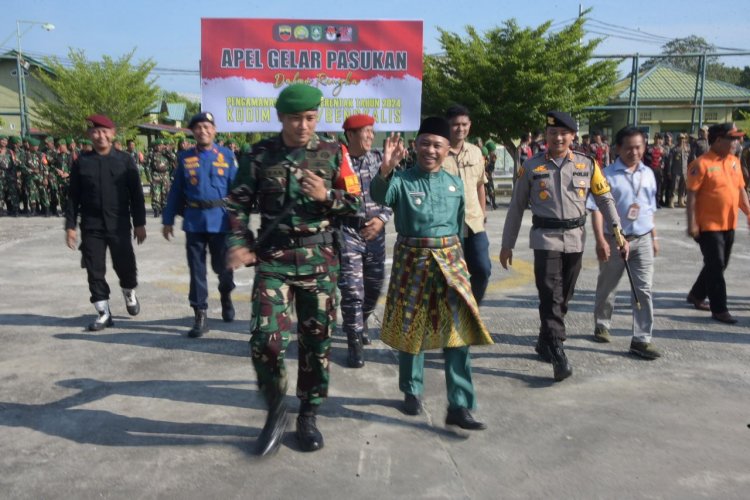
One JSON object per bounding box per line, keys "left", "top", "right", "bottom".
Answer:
{"left": 326, "top": 189, "right": 335, "bottom": 202}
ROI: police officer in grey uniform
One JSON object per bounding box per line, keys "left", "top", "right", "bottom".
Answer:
{"left": 500, "top": 111, "right": 629, "bottom": 382}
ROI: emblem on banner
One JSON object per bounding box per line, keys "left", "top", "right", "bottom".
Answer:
{"left": 338, "top": 26, "right": 353, "bottom": 42}
{"left": 294, "top": 26, "right": 309, "bottom": 40}
{"left": 278, "top": 25, "right": 292, "bottom": 41}
{"left": 310, "top": 25, "right": 323, "bottom": 41}
{"left": 325, "top": 26, "right": 337, "bottom": 41}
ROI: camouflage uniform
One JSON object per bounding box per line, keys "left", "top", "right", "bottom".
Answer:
{"left": 227, "top": 133, "right": 361, "bottom": 406}
{"left": 20, "top": 149, "right": 46, "bottom": 212}
{"left": 337, "top": 148, "right": 391, "bottom": 359}
{"left": 146, "top": 146, "right": 172, "bottom": 216}
{"left": 0, "top": 146, "right": 19, "bottom": 215}
{"left": 54, "top": 151, "right": 73, "bottom": 213}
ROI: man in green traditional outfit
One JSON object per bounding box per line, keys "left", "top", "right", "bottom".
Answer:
{"left": 371, "top": 117, "right": 494, "bottom": 431}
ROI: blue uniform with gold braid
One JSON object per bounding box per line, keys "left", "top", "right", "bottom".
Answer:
{"left": 162, "top": 144, "right": 238, "bottom": 311}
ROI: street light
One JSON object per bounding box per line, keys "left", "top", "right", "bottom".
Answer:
{"left": 15, "top": 20, "right": 55, "bottom": 137}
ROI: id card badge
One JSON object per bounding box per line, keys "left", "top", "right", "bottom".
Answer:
{"left": 627, "top": 203, "right": 640, "bottom": 220}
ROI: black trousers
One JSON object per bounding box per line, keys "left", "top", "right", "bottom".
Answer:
{"left": 81, "top": 229, "right": 138, "bottom": 303}
{"left": 534, "top": 250, "right": 583, "bottom": 341}
{"left": 689, "top": 230, "right": 734, "bottom": 314}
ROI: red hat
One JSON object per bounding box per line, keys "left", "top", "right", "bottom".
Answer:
{"left": 86, "top": 114, "right": 115, "bottom": 129}
{"left": 342, "top": 114, "right": 375, "bottom": 131}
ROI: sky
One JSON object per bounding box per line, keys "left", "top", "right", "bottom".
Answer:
{"left": 3, "top": 0, "right": 749, "bottom": 97}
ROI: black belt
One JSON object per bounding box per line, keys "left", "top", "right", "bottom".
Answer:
{"left": 335, "top": 215, "right": 366, "bottom": 229}
{"left": 264, "top": 231, "right": 334, "bottom": 249}
{"left": 618, "top": 232, "right": 651, "bottom": 241}
{"left": 186, "top": 198, "right": 226, "bottom": 209}
{"left": 532, "top": 214, "right": 587, "bottom": 230}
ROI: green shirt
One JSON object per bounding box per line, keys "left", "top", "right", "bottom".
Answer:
{"left": 370, "top": 165, "right": 464, "bottom": 238}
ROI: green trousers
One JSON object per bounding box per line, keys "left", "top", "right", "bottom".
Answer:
{"left": 398, "top": 346, "right": 476, "bottom": 410}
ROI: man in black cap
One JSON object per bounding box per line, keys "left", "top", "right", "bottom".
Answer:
{"left": 65, "top": 114, "right": 146, "bottom": 331}
{"left": 162, "top": 112, "right": 238, "bottom": 337}
{"left": 500, "top": 111, "right": 628, "bottom": 382}
{"left": 685, "top": 123, "right": 750, "bottom": 324}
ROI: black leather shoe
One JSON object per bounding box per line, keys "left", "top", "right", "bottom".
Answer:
{"left": 445, "top": 407, "right": 486, "bottom": 430}
{"left": 686, "top": 293, "right": 710, "bottom": 311}
{"left": 296, "top": 414, "right": 324, "bottom": 452}
{"left": 712, "top": 311, "right": 738, "bottom": 324}
{"left": 188, "top": 308, "right": 209, "bottom": 338}
{"left": 535, "top": 337, "right": 552, "bottom": 363}
{"left": 220, "top": 293, "right": 235, "bottom": 322}
{"left": 255, "top": 398, "right": 289, "bottom": 457}
{"left": 346, "top": 332, "right": 364, "bottom": 368}
{"left": 548, "top": 341, "right": 573, "bottom": 382}
{"left": 403, "top": 394, "right": 422, "bottom": 416}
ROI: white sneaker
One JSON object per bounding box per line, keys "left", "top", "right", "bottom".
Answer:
{"left": 122, "top": 288, "right": 140, "bottom": 316}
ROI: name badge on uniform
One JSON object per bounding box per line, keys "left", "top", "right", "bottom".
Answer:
{"left": 627, "top": 203, "right": 640, "bottom": 220}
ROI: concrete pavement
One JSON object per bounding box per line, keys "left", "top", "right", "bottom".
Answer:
{"left": 0, "top": 200, "right": 749, "bottom": 499}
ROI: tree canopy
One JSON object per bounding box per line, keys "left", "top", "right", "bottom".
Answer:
{"left": 32, "top": 49, "right": 159, "bottom": 138}
{"left": 422, "top": 14, "right": 618, "bottom": 157}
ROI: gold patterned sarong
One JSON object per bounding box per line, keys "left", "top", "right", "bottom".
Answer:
{"left": 380, "top": 236, "right": 493, "bottom": 354}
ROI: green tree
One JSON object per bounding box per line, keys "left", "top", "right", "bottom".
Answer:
{"left": 641, "top": 35, "right": 716, "bottom": 74}
{"left": 32, "top": 48, "right": 159, "bottom": 138}
{"left": 423, "top": 13, "right": 617, "bottom": 159}
{"left": 161, "top": 90, "right": 201, "bottom": 122}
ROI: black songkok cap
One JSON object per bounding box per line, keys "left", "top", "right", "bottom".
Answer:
{"left": 417, "top": 116, "right": 451, "bottom": 141}
{"left": 545, "top": 111, "right": 577, "bottom": 132}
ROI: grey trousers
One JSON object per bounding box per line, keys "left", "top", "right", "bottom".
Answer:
{"left": 594, "top": 233, "right": 654, "bottom": 342}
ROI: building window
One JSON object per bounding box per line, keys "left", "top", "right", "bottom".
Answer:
{"left": 705, "top": 112, "right": 718, "bottom": 121}
{"left": 639, "top": 111, "right": 652, "bottom": 121}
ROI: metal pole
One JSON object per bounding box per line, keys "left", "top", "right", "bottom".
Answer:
{"left": 698, "top": 53, "right": 707, "bottom": 128}
{"left": 15, "top": 20, "right": 27, "bottom": 137}
{"left": 633, "top": 54, "right": 640, "bottom": 127}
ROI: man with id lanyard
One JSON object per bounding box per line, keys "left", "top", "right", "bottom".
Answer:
{"left": 588, "top": 126, "right": 661, "bottom": 359}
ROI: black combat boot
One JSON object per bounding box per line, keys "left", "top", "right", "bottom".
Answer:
{"left": 296, "top": 401, "right": 324, "bottom": 452}
{"left": 255, "top": 388, "right": 289, "bottom": 457}
{"left": 534, "top": 336, "right": 552, "bottom": 363}
{"left": 548, "top": 338, "right": 573, "bottom": 382}
{"left": 187, "top": 308, "right": 209, "bottom": 338}
{"left": 346, "top": 331, "right": 364, "bottom": 368}
{"left": 361, "top": 320, "right": 371, "bottom": 346}
{"left": 220, "top": 292, "right": 235, "bottom": 322}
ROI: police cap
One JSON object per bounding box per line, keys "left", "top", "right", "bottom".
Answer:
{"left": 546, "top": 111, "right": 577, "bottom": 132}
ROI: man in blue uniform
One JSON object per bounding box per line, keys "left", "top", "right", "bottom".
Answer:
{"left": 162, "top": 112, "right": 237, "bottom": 337}
{"left": 337, "top": 114, "right": 392, "bottom": 368}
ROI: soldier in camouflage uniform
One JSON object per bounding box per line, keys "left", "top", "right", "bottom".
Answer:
{"left": 54, "top": 139, "right": 73, "bottom": 214}
{"left": 20, "top": 138, "right": 47, "bottom": 216}
{"left": 337, "top": 114, "right": 392, "bottom": 368}
{"left": 226, "top": 84, "right": 361, "bottom": 457}
{"left": 146, "top": 139, "right": 172, "bottom": 217}
{"left": 0, "top": 136, "right": 19, "bottom": 215}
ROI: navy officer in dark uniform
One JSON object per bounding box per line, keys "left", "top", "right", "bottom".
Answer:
{"left": 65, "top": 114, "right": 146, "bottom": 331}
{"left": 162, "top": 112, "right": 238, "bottom": 337}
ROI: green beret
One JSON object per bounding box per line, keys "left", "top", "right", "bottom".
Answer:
{"left": 241, "top": 143, "right": 251, "bottom": 153}
{"left": 275, "top": 84, "right": 323, "bottom": 114}
{"left": 66, "top": 137, "right": 74, "bottom": 143}
{"left": 28, "top": 137, "right": 41, "bottom": 146}
{"left": 9, "top": 136, "right": 21, "bottom": 144}
{"left": 80, "top": 139, "right": 92, "bottom": 145}
{"left": 45, "top": 136, "right": 54, "bottom": 143}
{"left": 486, "top": 141, "right": 497, "bottom": 152}
{"left": 225, "top": 140, "right": 235, "bottom": 146}
{"left": 57, "top": 138, "right": 67, "bottom": 146}
{"left": 0, "top": 135, "right": 7, "bottom": 140}
{"left": 481, "top": 146, "right": 489, "bottom": 156}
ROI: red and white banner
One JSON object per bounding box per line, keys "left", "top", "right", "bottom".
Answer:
{"left": 201, "top": 18, "right": 423, "bottom": 132}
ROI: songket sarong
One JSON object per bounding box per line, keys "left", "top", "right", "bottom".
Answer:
{"left": 380, "top": 235, "right": 494, "bottom": 354}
